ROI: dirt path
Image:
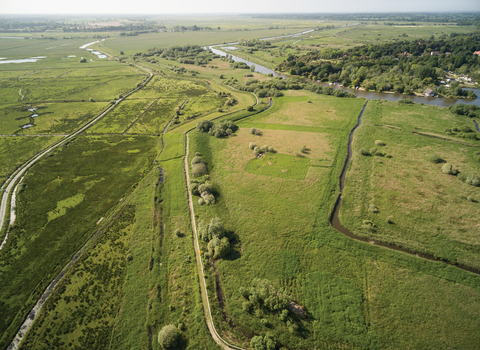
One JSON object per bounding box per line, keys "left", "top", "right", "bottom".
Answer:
{"left": 183, "top": 133, "right": 246, "bottom": 350}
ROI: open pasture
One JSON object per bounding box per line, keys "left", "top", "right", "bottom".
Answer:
{"left": 341, "top": 100, "right": 480, "bottom": 268}
{"left": 339, "top": 23, "right": 479, "bottom": 43}
{"left": 0, "top": 135, "right": 156, "bottom": 349}
{"left": 241, "top": 90, "right": 365, "bottom": 130}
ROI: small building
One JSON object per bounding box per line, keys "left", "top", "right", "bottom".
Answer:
{"left": 423, "top": 88, "right": 435, "bottom": 97}
{"left": 474, "top": 51, "right": 480, "bottom": 56}
{"left": 430, "top": 51, "right": 440, "bottom": 55}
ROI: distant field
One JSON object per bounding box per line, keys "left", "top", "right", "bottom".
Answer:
{"left": 341, "top": 100, "right": 480, "bottom": 268}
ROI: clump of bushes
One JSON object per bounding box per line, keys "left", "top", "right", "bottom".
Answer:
{"left": 441, "top": 163, "right": 459, "bottom": 175}
{"left": 375, "top": 140, "right": 385, "bottom": 146}
{"left": 196, "top": 120, "right": 238, "bottom": 138}
{"left": 190, "top": 175, "right": 216, "bottom": 204}
{"left": 250, "top": 334, "right": 277, "bottom": 350}
{"left": 191, "top": 154, "right": 208, "bottom": 177}
{"left": 198, "top": 217, "right": 231, "bottom": 259}
{"left": 427, "top": 153, "right": 444, "bottom": 164}
{"left": 250, "top": 127, "right": 262, "bottom": 135}
{"left": 252, "top": 144, "right": 275, "bottom": 156}
{"left": 239, "top": 278, "right": 291, "bottom": 315}
{"left": 458, "top": 173, "right": 480, "bottom": 187}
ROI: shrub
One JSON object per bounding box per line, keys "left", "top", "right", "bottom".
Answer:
{"left": 300, "top": 145, "right": 307, "bottom": 153}
{"left": 247, "top": 106, "right": 254, "bottom": 111}
{"left": 191, "top": 156, "right": 204, "bottom": 166}
{"left": 255, "top": 129, "right": 262, "bottom": 136}
{"left": 158, "top": 324, "right": 179, "bottom": 349}
{"left": 196, "top": 120, "right": 214, "bottom": 133}
{"left": 427, "top": 154, "right": 444, "bottom": 164}
{"left": 251, "top": 334, "right": 276, "bottom": 350}
{"left": 467, "top": 195, "right": 476, "bottom": 202}
{"left": 198, "top": 198, "right": 205, "bottom": 205}
{"left": 174, "top": 229, "right": 181, "bottom": 237}
{"left": 459, "top": 173, "right": 480, "bottom": 187}
{"left": 202, "top": 192, "right": 216, "bottom": 204}
{"left": 267, "top": 146, "right": 275, "bottom": 153}
{"left": 249, "top": 142, "right": 257, "bottom": 150}
{"left": 192, "top": 163, "right": 208, "bottom": 177}
{"left": 368, "top": 204, "right": 379, "bottom": 213}
{"left": 260, "top": 145, "right": 269, "bottom": 153}
{"left": 126, "top": 254, "right": 133, "bottom": 261}
{"left": 198, "top": 183, "right": 213, "bottom": 194}
{"left": 441, "top": 163, "right": 459, "bottom": 175}
{"left": 370, "top": 147, "right": 377, "bottom": 156}
{"left": 375, "top": 140, "right": 385, "bottom": 146}
{"left": 279, "top": 309, "right": 289, "bottom": 322}
{"left": 460, "top": 125, "right": 473, "bottom": 133}
{"left": 360, "top": 149, "right": 370, "bottom": 156}
{"left": 250, "top": 127, "right": 257, "bottom": 135}
{"left": 195, "top": 152, "right": 201, "bottom": 156}
{"left": 207, "top": 236, "right": 230, "bottom": 259}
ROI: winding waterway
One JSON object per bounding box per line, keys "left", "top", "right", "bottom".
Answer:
{"left": 209, "top": 47, "right": 480, "bottom": 107}
{"left": 329, "top": 102, "right": 480, "bottom": 275}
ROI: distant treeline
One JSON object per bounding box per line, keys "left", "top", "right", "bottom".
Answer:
{"left": 276, "top": 32, "right": 480, "bottom": 98}
{"left": 249, "top": 13, "right": 480, "bottom": 26}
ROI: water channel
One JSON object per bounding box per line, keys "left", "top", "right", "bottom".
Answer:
{"left": 209, "top": 47, "right": 480, "bottom": 108}
{"left": 329, "top": 102, "right": 480, "bottom": 275}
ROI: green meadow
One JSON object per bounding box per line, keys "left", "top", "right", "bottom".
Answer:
{"left": 341, "top": 100, "right": 480, "bottom": 269}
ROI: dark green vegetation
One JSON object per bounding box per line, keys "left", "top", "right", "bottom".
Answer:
{"left": 341, "top": 100, "right": 480, "bottom": 269}
{"left": 276, "top": 33, "right": 480, "bottom": 97}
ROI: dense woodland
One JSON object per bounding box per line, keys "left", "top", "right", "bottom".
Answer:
{"left": 276, "top": 33, "right": 480, "bottom": 98}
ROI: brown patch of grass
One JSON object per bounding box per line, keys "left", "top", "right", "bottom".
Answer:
{"left": 232, "top": 128, "right": 332, "bottom": 160}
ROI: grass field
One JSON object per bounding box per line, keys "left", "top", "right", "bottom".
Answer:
{"left": 0, "top": 136, "right": 61, "bottom": 185}
{"left": 341, "top": 100, "right": 480, "bottom": 269}
{"left": 187, "top": 92, "right": 480, "bottom": 349}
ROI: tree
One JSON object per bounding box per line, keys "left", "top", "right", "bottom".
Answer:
{"left": 158, "top": 324, "right": 179, "bottom": 349}
{"left": 119, "top": 50, "right": 124, "bottom": 55}
{"left": 250, "top": 64, "right": 256, "bottom": 72}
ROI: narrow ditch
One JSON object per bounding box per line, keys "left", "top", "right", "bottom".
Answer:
{"left": 329, "top": 102, "right": 480, "bottom": 276}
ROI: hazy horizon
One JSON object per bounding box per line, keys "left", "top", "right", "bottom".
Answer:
{"left": 1, "top": 0, "right": 479, "bottom": 16}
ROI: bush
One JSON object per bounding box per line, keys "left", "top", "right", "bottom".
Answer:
{"left": 198, "top": 198, "right": 205, "bottom": 205}
{"left": 249, "top": 142, "right": 257, "bottom": 150}
{"left": 247, "top": 105, "right": 254, "bottom": 112}
{"left": 370, "top": 147, "right": 377, "bottom": 156}
{"left": 251, "top": 334, "right": 276, "bottom": 350}
{"left": 368, "top": 204, "right": 379, "bottom": 213}
{"left": 192, "top": 163, "right": 208, "bottom": 177}
{"left": 300, "top": 145, "right": 307, "bottom": 153}
{"left": 201, "top": 192, "right": 216, "bottom": 204}
{"left": 191, "top": 156, "right": 204, "bottom": 166}
{"left": 360, "top": 149, "right": 370, "bottom": 156}
{"left": 427, "top": 154, "right": 444, "bottom": 164}
{"left": 375, "top": 140, "right": 385, "bottom": 146}
{"left": 250, "top": 127, "right": 257, "bottom": 135}
{"left": 458, "top": 173, "right": 480, "bottom": 187}
{"left": 441, "top": 163, "right": 459, "bottom": 175}
{"left": 196, "top": 120, "right": 214, "bottom": 133}
{"left": 158, "top": 324, "right": 179, "bottom": 349}
{"left": 267, "top": 146, "right": 275, "bottom": 153}
{"left": 174, "top": 229, "right": 181, "bottom": 237}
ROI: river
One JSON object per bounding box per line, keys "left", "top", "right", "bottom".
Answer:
{"left": 209, "top": 47, "right": 480, "bottom": 108}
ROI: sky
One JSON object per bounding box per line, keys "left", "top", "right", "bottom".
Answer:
{"left": 1, "top": 0, "right": 479, "bottom": 15}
